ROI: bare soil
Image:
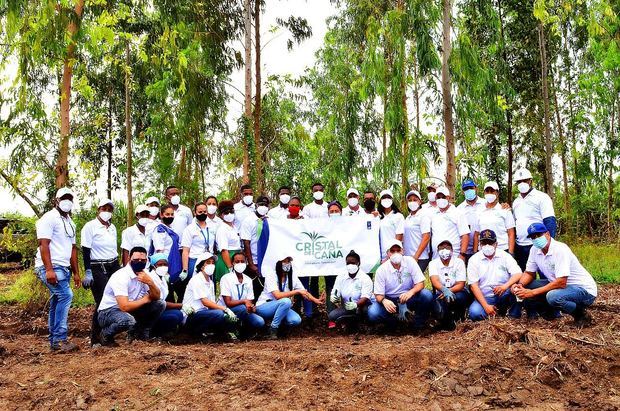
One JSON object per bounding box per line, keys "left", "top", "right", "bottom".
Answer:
{"left": 1, "top": 271, "right": 619, "bottom": 410}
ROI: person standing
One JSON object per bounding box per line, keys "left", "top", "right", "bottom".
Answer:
{"left": 34, "top": 187, "right": 81, "bottom": 352}
{"left": 457, "top": 179, "right": 485, "bottom": 262}
{"left": 181, "top": 202, "right": 216, "bottom": 290}
{"left": 268, "top": 186, "right": 291, "bottom": 219}
{"left": 214, "top": 200, "right": 242, "bottom": 282}
{"left": 303, "top": 182, "right": 328, "bottom": 219}
{"left": 120, "top": 205, "right": 151, "bottom": 266}
{"left": 473, "top": 181, "right": 516, "bottom": 255}
{"left": 342, "top": 188, "right": 362, "bottom": 216}
{"left": 402, "top": 190, "right": 431, "bottom": 272}
{"left": 164, "top": 186, "right": 193, "bottom": 239}
{"left": 426, "top": 186, "right": 470, "bottom": 262}
{"left": 377, "top": 189, "right": 405, "bottom": 260}
{"left": 151, "top": 205, "right": 183, "bottom": 301}
{"left": 81, "top": 199, "right": 121, "bottom": 346}
{"left": 234, "top": 184, "right": 256, "bottom": 229}
{"left": 240, "top": 195, "right": 271, "bottom": 300}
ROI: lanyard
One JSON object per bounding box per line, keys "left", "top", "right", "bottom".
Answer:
{"left": 197, "top": 222, "right": 210, "bottom": 251}
{"left": 279, "top": 278, "right": 287, "bottom": 292}
{"left": 235, "top": 283, "right": 246, "bottom": 300}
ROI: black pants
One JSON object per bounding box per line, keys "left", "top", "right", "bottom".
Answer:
{"left": 168, "top": 276, "right": 190, "bottom": 303}
{"left": 90, "top": 260, "right": 121, "bottom": 343}
{"left": 515, "top": 244, "right": 532, "bottom": 272}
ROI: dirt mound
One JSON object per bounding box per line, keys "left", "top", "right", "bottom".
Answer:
{"left": 1, "top": 286, "right": 619, "bottom": 409}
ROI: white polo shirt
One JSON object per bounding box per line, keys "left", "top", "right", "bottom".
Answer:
{"left": 239, "top": 215, "right": 266, "bottom": 264}
{"left": 215, "top": 222, "right": 241, "bottom": 251}
{"left": 512, "top": 188, "right": 555, "bottom": 246}
{"left": 525, "top": 239, "right": 597, "bottom": 296}
{"left": 256, "top": 272, "right": 305, "bottom": 306}
{"left": 332, "top": 271, "right": 374, "bottom": 303}
{"left": 422, "top": 203, "right": 439, "bottom": 215}
{"left": 402, "top": 210, "right": 431, "bottom": 259}
{"left": 121, "top": 224, "right": 149, "bottom": 253}
{"left": 428, "top": 257, "right": 466, "bottom": 288}
{"left": 474, "top": 204, "right": 516, "bottom": 251}
{"left": 373, "top": 256, "right": 425, "bottom": 299}
{"left": 149, "top": 270, "right": 169, "bottom": 301}
{"left": 151, "top": 223, "right": 174, "bottom": 255}
{"left": 35, "top": 208, "right": 76, "bottom": 268}
{"left": 467, "top": 249, "right": 521, "bottom": 298}
{"left": 80, "top": 218, "right": 118, "bottom": 261}
{"left": 217, "top": 272, "right": 255, "bottom": 305}
{"left": 268, "top": 206, "right": 289, "bottom": 219}
{"left": 182, "top": 273, "right": 217, "bottom": 312}
{"left": 170, "top": 204, "right": 194, "bottom": 240}
{"left": 379, "top": 211, "right": 405, "bottom": 259}
{"left": 181, "top": 221, "right": 216, "bottom": 258}
{"left": 98, "top": 265, "right": 150, "bottom": 311}
{"left": 342, "top": 206, "right": 362, "bottom": 217}
{"left": 302, "top": 201, "right": 328, "bottom": 219}
{"left": 457, "top": 198, "right": 486, "bottom": 254}
{"left": 233, "top": 201, "right": 255, "bottom": 230}
{"left": 429, "top": 205, "right": 470, "bottom": 258}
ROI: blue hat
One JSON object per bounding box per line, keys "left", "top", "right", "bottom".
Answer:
{"left": 479, "top": 229, "right": 497, "bottom": 243}
{"left": 527, "top": 223, "right": 548, "bottom": 238}
{"left": 150, "top": 253, "right": 168, "bottom": 266}
{"left": 461, "top": 178, "right": 476, "bottom": 190}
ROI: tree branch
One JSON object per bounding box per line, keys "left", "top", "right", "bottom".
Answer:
{"left": 0, "top": 169, "right": 42, "bottom": 217}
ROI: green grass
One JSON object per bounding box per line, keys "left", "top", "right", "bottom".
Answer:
{"left": 570, "top": 242, "right": 620, "bottom": 284}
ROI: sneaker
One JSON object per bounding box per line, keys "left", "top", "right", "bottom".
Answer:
{"left": 266, "top": 327, "right": 279, "bottom": 341}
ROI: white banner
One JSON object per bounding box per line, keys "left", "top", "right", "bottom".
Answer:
{"left": 259, "top": 217, "right": 381, "bottom": 277}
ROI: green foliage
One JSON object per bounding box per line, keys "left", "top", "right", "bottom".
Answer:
{"left": 0, "top": 213, "right": 37, "bottom": 268}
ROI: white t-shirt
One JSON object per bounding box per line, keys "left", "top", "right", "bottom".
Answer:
{"left": 80, "top": 218, "right": 118, "bottom": 261}
{"left": 402, "top": 210, "right": 431, "bottom": 259}
{"left": 217, "top": 272, "right": 255, "bottom": 305}
{"left": 467, "top": 249, "right": 521, "bottom": 298}
{"left": 256, "top": 272, "right": 305, "bottom": 306}
{"left": 428, "top": 257, "right": 466, "bottom": 288}
{"left": 525, "top": 239, "right": 597, "bottom": 297}
{"left": 182, "top": 273, "right": 217, "bottom": 312}
{"left": 149, "top": 270, "right": 169, "bottom": 301}
{"left": 181, "top": 221, "right": 216, "bottom": 258}
{"left": 98, "top": 265, "right": 150, "bottom": 311}
{"left": 429, "top": 205, "right": 470, "bottom": 258}
{"left": 512, "top": 188, "right": 555, "bottom": 246}
{"left": 170, "top": 204, "right": 194, "bottom": 240}
{"left": 373, "top": 256, "right": 425, "bottom": 299}
{"left": 120, "top": 224, "right": 149, "bottom": 253}
{"left": 302, "top": 201, "right": 328, "bottom": 219}
{"left": 35, "top": 208, "right": 76, "bottom": 268}
{"left": 268, "top": 206, "right": 289, "bottom": 219}
{"left": 379, "top": 211, "right": 405, "bottom": 259}
{"left": 151, "top": 223, "right": 174, "bottom": 255}
{"left": 457, "top": 198, "right": 486, "bottom": 254}
{"left": 215, "top": 222, "right": 241, "bottom": 251}
{"left": 239, "top": 215, "right": 266, "bottom": 264}
{"left": 474, "top": 203, "right": 516, "bottom": 251}
{"left": 331, "top": 271, "right": 374, "bottom": 303}
{"left": 422, "top": 203, "right": 439, "bottom": 215}
{"left": 234, "top": 201, "right": 255, "bottom": 230}
{"left": 342, "top": 206, "right": 362, "bottom": 217}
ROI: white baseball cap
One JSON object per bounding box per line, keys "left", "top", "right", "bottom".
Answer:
{"left": 514, "top": 168, "right": 532, "bottom": 181}
{"left": 379, "top": 189, "right": 393, "bottom": 199}
{"left": 135, "top": 204, "right": 148, "bottom": 214}
{"left": 55, "top": 187, "right": 74, "bottom": 199}
{"left": 145, "top": 196, "right": 160, "bottom": 205}
{"left": 484, "top": 181, "right": 499, "bottom": 191}
{"left": 406, "top": 190, "right": 421, "bottom": 200}
{"left": 436, "top": 186, "right": 450, "bottom": 197}
{"left": 383, "top": 239, "right": 403, "bottom": 253}
{"left": 98, "top": 198, "right": 113, "bottom": 208}
{"left": 346, "top": 188, "right": 360, "bottom": 197}
{"left": 194, "top": 252, "right": 218, "bottom": 275}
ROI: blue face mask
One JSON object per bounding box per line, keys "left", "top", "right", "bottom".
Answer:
{"left": 464, "top": 189, "right": 477, "bottom": 201}
{"left": 532, "top": 235, "right": 548, "bottom": 249}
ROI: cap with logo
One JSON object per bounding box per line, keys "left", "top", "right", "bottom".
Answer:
{"left": 461, "top": 178, "right": 476, "bottom": 190}
{"left": 527, "top": 222, "right": 548, "bottom": 238}
{"left": 479, "top": 229, "right": 497, "bottom": 243}
{"left": 514, "top": 168, "right": 532, "bottom": 182}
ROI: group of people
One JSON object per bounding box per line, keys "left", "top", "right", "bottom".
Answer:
{"left": 34, "top": 168, "right": 598, "bottom": 352}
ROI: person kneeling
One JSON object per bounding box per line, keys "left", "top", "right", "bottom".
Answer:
{"left": 255, "top": 254, "right": 324, "bottom": 340}
{"left": 428, "top": 240, "right": 471, "bottom": 330}
{"left": 329, "top": 250, "right": 373, "bottom": 330}
{"left": 182, "top": 252, "right": 239, "bottom": 342}
{"left": 511, "top": 223, "right": 598, "bottom": 327}
{"left": 218, "top": 253, "right": 265, "bottom": 338}
{"left": 368, "top": 240, "right": 433, "bottom": 331}
{"left": 467, "top": 230, "right": 522, "bottom": 321}
{"left": 148, "top": 253, "right": 184, "bottom": 339}
{"left": 97, "top": 247, "right": 166, "bottom": 346}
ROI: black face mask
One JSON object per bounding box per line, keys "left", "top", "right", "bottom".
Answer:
{"left": 163, "top": 216, "right": 174, "bottom": 225}
{"left": 196, "top": 213, "right": 208, "bottom": 222}
{"left": 363, "top": 199, "right": 375, "bottom": 212}
{"left": 130, "top": 261, "right": 147, "bottom": 273}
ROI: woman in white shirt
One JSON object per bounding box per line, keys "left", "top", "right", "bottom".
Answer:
{"left": 148, "top": 253, "right": 184, "bottom": 338}
{"left": 181, "top": 202, "right": 216, "bottom": 284}
{"left": 403, "top": 190, "right": 431, "bottom": 272}
{"left": 378, "top": 189, "right": 405, "bottom": 260}
{"left": 214, "top": 200, "right": 242, "bottom": 282}
{"left": 150, "top": 204, "right": 183, "bottom": 301}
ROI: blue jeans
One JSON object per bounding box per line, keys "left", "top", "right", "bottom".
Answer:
{"left": 152, "top": 308, "right": 184, "bottom": 337}
{"left": 230, "top": 304, "right": 265, "bottom": 329}
{"left": 469, "top": 290, "right": 522, "bottom": 321}
{"left": 36, "top": 266, "right": 73, "bottom": 346}
{"left": 185, "top": 309, "right": 233, "bottom": 335}
{"left": 368, "top": 289, "right": 433, "bottom": 328}
{"left": 98, "top": 300, "right": 166, "bottom": 340}
{"left": 524, "top": 280, "right": 596, "bottom": 318}
{"left": 433, "top": 290, "right": 471, "bottom": 322}
{"left": 255, "top": 298, "right": 301, "bottom": 329}
{"left": 299, "top": 276, "right": 320, "bottom": 316}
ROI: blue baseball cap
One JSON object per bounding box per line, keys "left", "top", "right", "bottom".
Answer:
{"left": 461, "top": 178, "right": 476, "bottom": 190}
{"left": 479, "top": 229, "right": 497, "bottom": 243}
{"left": 527, "top": 223, "right": 548, "bottom": 238}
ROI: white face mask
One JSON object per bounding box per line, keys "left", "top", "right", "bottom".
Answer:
{"left": 389, "top": 252, "right": 403, "bottom": 265}
{"left": 313, "top": 191, "right": 324, "bottom": 201}
{"left": 279, "top": 194, "right": 291, "bottom": 205}
{"left": 346, "top": 264, "right": 359, "bottom": 275}
{"left": 155, "top": 266, "right": 169, "bottom": 277}
{"left": 256, "top": 205, "right": 269, "bottom": 216}
{"left": 170, "top": 195, "right": 181, "bottom": 206}
{"left": 436, "top": 198, "right": 449, "bottom": 209}
{"left": 99, "top": 211, "right": 112, "bottom": 222}
{"left": 408, "top": 201, "right": 420, "bottom": 212}
{"left": 207, "top": 204, "right": 217, "bottom": 215}
{"left": 149, "top": 206, "right": 159, "bottom": 216}
{"left": 428, "top": 192, "right": 436, "bottom": 202}
{"left": 242, "top": 195, "right": 254, "bottom": 206}
{"left": 58, "top": 199, "right": 73, "bottom": 213}
{"left": 481, "top": 244, "right": 496, "bottom": 257}
{"left": 233, "top": 262, "right": 247, "bottom": 273}
{"left": 203, "top": 264, "right": 215, "bottom": 276}
{"left": 223, "top": 213, "right": 235, "bottom": 223}
{"left": 329, "top": 212, "right": 342, "bottom": 219}
{"left": 485, "top": 194, "right": 497, "bottom": 204}
{"left": 282, "top": 262, "right": 291, "bottom": 272}
{"left": 438, "top": 249, "right": 452, "bottom": 260}
{"left": 138, "top": 217, "right": 151, "bottom": 227}
{"left": 517, "top": 182, "right": 530, "bottom": 194}
{"left": 381, "top": 198, "right": 393, "bottom": 209}
{"left": 347, "top": 197, "right": 359, "bottom": 208}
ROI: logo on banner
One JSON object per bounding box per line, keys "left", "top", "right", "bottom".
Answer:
{"left": 296, "top": 231, "right": 344, "bottom": 261}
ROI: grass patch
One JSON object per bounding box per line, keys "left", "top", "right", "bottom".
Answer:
{"left": 570, "top": 243, "right": 620, "bottom": 284}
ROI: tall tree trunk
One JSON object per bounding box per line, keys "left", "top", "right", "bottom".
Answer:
{"left": 54, "top": 0, "right": 85, "bottom": 188}
{"left": 608, "top": 99, "right": 617, "bottom": 233}
{"left": 106, "top": 92, "right": 113, "bottom": 200}
{"left": 253, "top": 0, "right": 264, "bottom": 192}
{"left": 413, "top": 53, "right": 421, "bottom": 189}
{"left": 125, "top": 42, "right": 134, "bottom": 226}
{"left": 497, "top": 0, "right": 514, "bottom": 203}
{"left": 538, "top": 22, "right": 554, "bottom": 199}
{"left": 441, "top": 0, "right": 456, "bottom": 193}
{"left": 551, "top": 74, "right": 570, "bottom": 212}
{"left": 242, "top": 0, "right": 251, "bottom": 184}
{"left": 562, "top": 22, "right": 579, "bottom": 195}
